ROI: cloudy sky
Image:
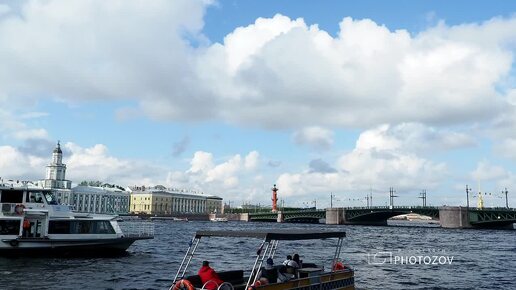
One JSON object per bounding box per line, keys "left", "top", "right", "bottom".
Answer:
{"left": 1, "top": 0, "right": 516, "bottom": 208}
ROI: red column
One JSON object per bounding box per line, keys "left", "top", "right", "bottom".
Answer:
{"left": 272, "top": 184, "right": 278, "bottom": 212}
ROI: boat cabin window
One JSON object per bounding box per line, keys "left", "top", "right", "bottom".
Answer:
{"left": 44, "top": 191, "right": 59, "bottom": 205}
{"left": 48, "top": 220, "right": 115, "bottom": 234}
{"left": 26, "top": 191, "right": 45, "bottom": 203}
{"left": 0, "top": 219, "right": 21, "bottom": 235}
{"left": 0, "top": 190, "right": 24, "bottom": 203}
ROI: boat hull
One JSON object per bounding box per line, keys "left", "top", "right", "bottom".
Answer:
{"left": 258, "top": 270, "right": 354, "bottom": 290}
{"left": 0, "top": 236, "right": 152, "bottom": 257}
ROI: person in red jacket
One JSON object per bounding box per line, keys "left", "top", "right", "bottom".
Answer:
{"left": 198, "top": 261, "right": 224, "bottom": 290}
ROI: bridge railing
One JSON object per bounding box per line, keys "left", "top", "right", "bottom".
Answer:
{"left": 341, "top": 206, "right": 440, "bottom": 210}
{"left": 468, "top": 207, "right": 516, "bottom": 211}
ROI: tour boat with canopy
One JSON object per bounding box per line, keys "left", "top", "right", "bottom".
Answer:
{"left": 0, "top": 185, "right": 154, "bottom": 256}
{"left": 171, "top": 230, "right": 355, "bottom": 290}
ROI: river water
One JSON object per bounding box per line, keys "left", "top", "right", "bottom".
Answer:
{"left": 1, "top": 220, "right": 515, "bottom": 289}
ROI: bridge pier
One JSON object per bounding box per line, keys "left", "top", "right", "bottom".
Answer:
{"left": 240, "top": 213, "right": 250, "bottom": 222}
{"left": 326, "top": 208, "right": 344, "bottom": 224}
{"left": 277, "top": 211, "right": 284, "bottom": 223}
{"left": 439, "top": 206, "right": 472, "bottom": 229}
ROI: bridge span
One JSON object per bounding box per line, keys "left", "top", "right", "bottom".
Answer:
{"left": 247, "top": 206, "right": 516, "bottom": 229}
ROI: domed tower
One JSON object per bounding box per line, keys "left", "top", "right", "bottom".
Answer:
{"left": 42, "top": 141, "right": 71, "bottom": 189}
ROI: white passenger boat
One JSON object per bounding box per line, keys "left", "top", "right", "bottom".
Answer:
{"left": 0, "top": 185, "right": 154, "bottom": 256}
{"left": 210, "top": 217, "right": 228, "bottom": 222}
{"left": 171, "top": 230, "right": 355, "bottom": 290}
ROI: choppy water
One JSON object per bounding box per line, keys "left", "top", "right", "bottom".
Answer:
{"left": 1, "top": 220, "right": 515, "bottom": 289}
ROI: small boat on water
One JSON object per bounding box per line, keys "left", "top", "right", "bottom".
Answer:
{"left": 210, "top": 217, "right": 228, "bottom": 222}
{"left": 0, "top": 185, "right": 154, "bottom": 256}
{"left": 170, "top": 230, "right": 355, "bottom": 290}
{"left": 151, "top": 216, "right": 189, "bottom": 222}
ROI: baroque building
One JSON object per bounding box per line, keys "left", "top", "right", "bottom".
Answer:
{"left": 39, "top": 141, "right": 72, "bottom": 189}
{"left": 129, "top": 186, "right": 223, "bottom": 215}
{"left": 38, "top": 141, "right": 130, "bottom": 214}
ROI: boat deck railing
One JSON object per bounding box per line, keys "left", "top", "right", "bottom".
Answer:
{"left": 119, "top": 220, "right": 155, "bottom": 238}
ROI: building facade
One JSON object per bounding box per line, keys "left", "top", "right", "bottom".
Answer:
{"left": 36, "top": 141, "right": 130, "bottom": 214}
{"left": 71, "top": 186, "right": 130, "bottom": 214}
{"left": 130, "top": 186, "right": 223, "bottom": 215}
{"left": 39, "top": 141, "right": 72, "bottom": 190}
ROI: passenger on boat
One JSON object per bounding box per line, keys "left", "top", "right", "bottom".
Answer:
{"left": 198, "top": 261, "right": 224, "bottom": 290}
{"left": 279, "top": 255, "right": 300, "bottom": 281}
{"left": 22, "top": 219, "right": 31, "bottom": 237}
{"left": 258, "top": 258, "right": 278, "bottom": 284}
{"left": 293, "top": 254, "right": 302, "bottom": 268}
{"left": 283, "top": 255, "right": 299, "bottom": 267}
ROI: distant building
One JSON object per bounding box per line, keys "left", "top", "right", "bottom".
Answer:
{"left": 36, "top": 141, "right": 129, "bottom": 214}
{"left": 71, "top": 185, "right": 130, "bottom": 214}
{"left": 36, "top": 141, "right": 74, "bottom": 206}
{"left": 38, "top": 141, "right": 72, "bottom": 190}
{"left": 129, "top": 186, "right": 223, "bottom": 215}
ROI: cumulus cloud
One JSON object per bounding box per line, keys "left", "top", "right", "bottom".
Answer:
{"left": 357, "top": 123, "right": 476, "bottom": 153}
{"left": 167, "top": 150, "right": 264, "bottom": 198}
{"left": 486, "top": 106, "right": 516, "bottom": 160}
{"left": 0, "top": 145, "right": 46, "bottom": 180}
{"left": 277, "top": 127, "right": 448, "bottom": 199}
{"left": 244, "top": 151, "right": 259, "bottom": 170}
{"left": 469, "top": 161, "right": 516, "bottom": 206}
{"left": 64, "top": 143, "right": 167, "bottom": 185}
{"left": 471, "top": 161, "right": 508, "bottom": 182}
{"left": 0, "top": 3, "right": 514, "bottom": 130}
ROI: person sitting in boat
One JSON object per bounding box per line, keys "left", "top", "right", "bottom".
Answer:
{"left": 279, "top": 255, "right": 300, "bottom": 281}
{"left": 198, "top": 260, "right": 224, "bottom": 290}
{"left": 258, "top": 258, "right": 278, "bottom": 284}
{"left": 292, "top": 254, "right": 302, "bottom": 268}
{"left": 283, "top": 255, "right": 299, "bottom": 268}
{"left": 332, "top": 259, "right": 348, "bottom": 271}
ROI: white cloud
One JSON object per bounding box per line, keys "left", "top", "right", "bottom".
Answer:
{"left": 188, "top": 151, "right": 214, "bottom": 174}
{"left": 0, "top": 3, "right": 514, "bottom": 130}
{"left": 206, "top": 154, "right": 241, "bottom": 183}
{"left": 64, "top": 143, "right": 166, "bottom": 186}
{"left": 471, "top": 161, "right": 508, "bottom": 182}
{"left": 293, "top": 126, "right": 334, "bottom": 150}
{"left": 0, "top": 145, "right": 46, "bottom": 180}
{"left": 244, "top": 151, "right": 259, "bottom": 170}
{"left": 0, "top": 139, "right": 265, "bottom": 203}
{"left": 0, "top": 99, "right": 50, "bottom": 142}
{"left": 13, "top": 128, "right": 49, "bottom": 140}
{"left": 167, "top": 150, "right": 265, "bottom": 197}
{"left": 357, "top": 123, "right": 476, "bottom": 153}
{"left": 277, "top": 127, "right": 448, "bottom": 200}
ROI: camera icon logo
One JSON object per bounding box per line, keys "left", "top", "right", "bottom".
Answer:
{"left": 367, "top": 251, "right": 392, "bottom": 265}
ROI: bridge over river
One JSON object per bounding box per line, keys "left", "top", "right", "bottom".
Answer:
{"left": 246, "top": 206, "right": 516, "bottom": 229}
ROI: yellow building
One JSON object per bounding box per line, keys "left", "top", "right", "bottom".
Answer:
{"left": 129, "top": 186, "right": 223, "bottom": 215}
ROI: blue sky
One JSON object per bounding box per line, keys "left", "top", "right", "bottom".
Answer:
{"left": 1, "top": 0, "right": 516, "bottom": 208}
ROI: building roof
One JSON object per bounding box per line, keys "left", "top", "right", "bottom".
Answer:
{"left": 72, "top": 185, "right": 128, "bottom": 194}
{"left": 130, "top": 188, "right": 222, "bottom": 200}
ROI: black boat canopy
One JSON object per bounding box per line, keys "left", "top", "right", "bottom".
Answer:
{"left": 194, "top": 230, "right": 346, "bottom": 241}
